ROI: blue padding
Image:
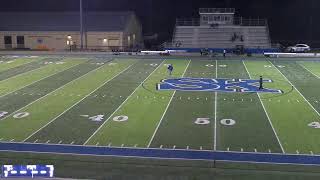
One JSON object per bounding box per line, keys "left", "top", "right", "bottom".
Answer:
{"left": 0, "top": 142, "right": 319, "bottom": 165}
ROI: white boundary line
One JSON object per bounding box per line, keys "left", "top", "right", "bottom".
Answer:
{"left": 270, "top": 61, "right": 320, "bottom": 117}
{"left": 23, "top": 62, "right": 136, "bottom": 142}
{"left": 298, "top": 63, "right": 320, "bottom": 79}
{"left": 0, "top": 61, "right": 84, "bottom": 98}
{"left": 147, "top": 60, "right": 191, "bottom": 147}
{"left": 0, "top": 57, "right": 41, "bottom": 73}
{"left": 242, "top": 61, "right": 285, "bottom": 153}
{"left": 0, "top": 61, "right": 110, "bottom": 123}
{"left": 0, "top": 59, "right": 48, "bottom": 83}
{"left": 84, "top": 60, "right": 166, "bottom": 145}
{"left": 214, "top": 60, "right": 217, "bottom": 151}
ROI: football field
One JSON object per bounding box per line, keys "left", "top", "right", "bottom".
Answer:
{"left": 1, "top": 55, "right": 320, "bottom": 156}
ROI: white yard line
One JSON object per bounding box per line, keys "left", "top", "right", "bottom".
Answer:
{"left": 84, "top": 61, "right": 165, "bottom": 145}
{"left": 298, "top": 63, "right": 320, "bottom": 79}
{"left": 23, "top": 62, "right": 135, "bottom": 142}
{"left": 0, "top": 63, "right": 108, "bottom": 123}
{"left": 0, "top": 62, "right": 82, "bottom": 98}
{"left": 270, "top": 61, "right": 320, "bottom": 117}
{"left": 214, "top": 60, "right": 218, "bottom": 151}
{"left": 242, "top": 61, "right": 285, "bottom": 153}
{"left": 147, "top": 60, "right": 191, "bottom": 148}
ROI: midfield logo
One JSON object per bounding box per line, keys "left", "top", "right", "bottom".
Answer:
{"left": 156, "top": 78, "right": 283, "bottom": 93}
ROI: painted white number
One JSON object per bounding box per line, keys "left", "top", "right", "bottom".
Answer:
{"left": 264, "top": 65, "right": 272, "bottom": 68}
{"left": 194, "top": 118, "right": 210, "bottom": 125}
{"left": 220, "top": 119, "right": 236, "bottom": 126}
{"left": 277, "top": 65, "right": 285, "bottom": 68}
{"left": 56, "top": 62, "right": 65, "bottom": 64}
{"left": 13, "top": 112, "right": 30, "bottom": 119}
{"left": 308, "top": 122, "right": 320, "bottom": 129}
{"left": 113, "top": 115, "right": 129, "bottom": 122}
{"left": 206, "top": 64, "right": 214, "bottom": 67}
{"left": 108, "top": 63, "right": 117, "bottom": 66}
{"left": 89, "top": 115, "right": 104, "bottom": 122}
{"left": 0, "top": 111, "right": 8, "bottom": 118}
{"left": 150, "top": 63, "right": 158, "bottom": 67}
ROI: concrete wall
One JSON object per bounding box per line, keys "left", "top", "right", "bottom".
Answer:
{"left": 86, "top": 31, "right": 123, "bottom": 50}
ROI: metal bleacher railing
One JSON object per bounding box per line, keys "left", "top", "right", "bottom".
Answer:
{"left": 175, "top": 17, "right": 267, "bottom": 27}
{"left": 199, "top": 8, "right": 235, "bottom": 14}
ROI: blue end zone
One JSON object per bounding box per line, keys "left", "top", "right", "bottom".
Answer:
{"left": 0, "top": 142, "right": 319, "bottom": 165}
{"left": 157, "top": 78, "right": 283, "bottom": 94}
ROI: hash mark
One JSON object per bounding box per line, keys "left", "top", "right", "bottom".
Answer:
{"left": 173, "top": 145, "right": 176, "bottom": 149}
{"left": 241, "top": 148, "right": 243, "bottom": 152}
{"left": 227, "top": 147, "right": 230, "bottom": 151}
{"left": 10, "top": 139, "right": 14, "bottom": 142}
{"left": 33, "top": 139, "right": 38, "bottom": 143}
{"left": 254, "top": 148, "right": 257, "bottom": 152}
{"left": 0, "top": 138, "right": 3, "bottom": 141}
{"left": 186, "top": 146, "right": 189, "bottom": 150}
{"left": 108, "top": 143, "right": 112, "bottom": 147}
{"left": 46, "top": 140, "right": 50, "bottom": 143}
{"left": 58, "top": 140, "right": 62, "bottom": 144}
{"left": 296, "top": 150, "right": 299, "bottom": 154}
{"left": 268, "top": 149, "right": 271, "bottom": 153}
{"left": 70, "top": 141, "right": 74, "bottom": 145}
{"left": 160, "top": 145, "right": 163, "bottom": 148}
{"left": 95, "top": 142, "right": 99, "bottom": 146}
{"left": 121, "top": 144, "right": 124, "bottom": 147}
{"left": 200, "top": 146, "right": 203, "bottom": 150}
{"left": 310, "top": 151, "right": 314, "bottom": 155}
{"left": 134, "top": 144, "right": 138, "bottom": 147}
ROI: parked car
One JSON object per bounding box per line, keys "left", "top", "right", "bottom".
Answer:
{"left": 286, "top": 44, "right": 311, "bottom": 53}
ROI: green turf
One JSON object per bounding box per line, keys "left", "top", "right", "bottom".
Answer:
{"left": 244, "top": 60, "right": 320, "bottom": 154}
{"left": 0, "top": 61, "right": 103, "bottom": 117}
{"left": 0, "top": 57, "right": 55, "bottom": 81}
{"left": 0, "top": 58, "right": 85, "bottom": 97}
{"left": 0, "top": 59, "right": 135, "bottom": 141}
{"left": 0, "top": 58, "right": 40, "bottom": 72}
{"left": 217, "top": 60, "right": 282, "bottom": 153}
{"left": 150, "top": 60, "right": 215, "bottom": 150}
{"left": 299, "top": 61, "right": 320, "bottom": 79}
{"left": 25, "top": 59, "right": 162, "bottom": 144}
{"left": 86, "top": 59, "right": 189, "bottom": 147}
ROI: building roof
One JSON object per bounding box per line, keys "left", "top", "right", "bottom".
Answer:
{"left": 0, "top": 11, "right": 135, "bottom": 32}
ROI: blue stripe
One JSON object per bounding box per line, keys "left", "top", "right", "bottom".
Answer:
{"left": 0, "top": 142, "right": 319, "bottom": 165}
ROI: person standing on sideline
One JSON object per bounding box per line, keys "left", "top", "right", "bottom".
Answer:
{"left": 167, "top": 64, "right": 174, "bottom": 76}
{"left": 259, "top": 76, "right": 264, "bottom": 90}
{"left": 223, "top": 49, "right": 227, "bottom": 58}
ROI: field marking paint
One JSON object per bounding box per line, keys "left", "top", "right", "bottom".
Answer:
{"left": 214, "top": 60, "right": 217, "bottom": 151}
{"left": 84, "top": 61, "right": 165, "bottom": 145}
{"left": 270, "top": 61, "right": 320, "bottom": 118}
{"left": 299, "top": 63, "right": 320, "bottom": 79}
{"left": 147, "top": 60, "right": 191, "bottom": 148}
{"left": 0, "top": 63, "right": 104, "bottom": 124}
{"left": 0, "top": 62, "right": 83, "bottom": 98}
{"left": 242, "top": 61, "right": 285, "bottom": 153}
{"left": 23, "top": 63, "right": 135, "bottom": 142}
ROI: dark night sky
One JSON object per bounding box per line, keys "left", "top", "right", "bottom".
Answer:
{"left": 0, "top": 0, "right": 319, "bottom": 46}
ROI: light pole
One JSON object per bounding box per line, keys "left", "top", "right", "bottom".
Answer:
{"left": 80, "top": 0, "right": 84, "bottom": 50}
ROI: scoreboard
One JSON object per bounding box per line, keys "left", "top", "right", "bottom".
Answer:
{"left": 1, "top": 165, "right": 54, "bottom": 178}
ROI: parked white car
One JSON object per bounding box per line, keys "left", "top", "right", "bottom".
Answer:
{"left": 286, "top": 44, "right": 311, "bottom": 53}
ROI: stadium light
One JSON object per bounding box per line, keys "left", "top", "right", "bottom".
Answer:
{"left": 67, "top": 35, "right": 72, "bottom": 39}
